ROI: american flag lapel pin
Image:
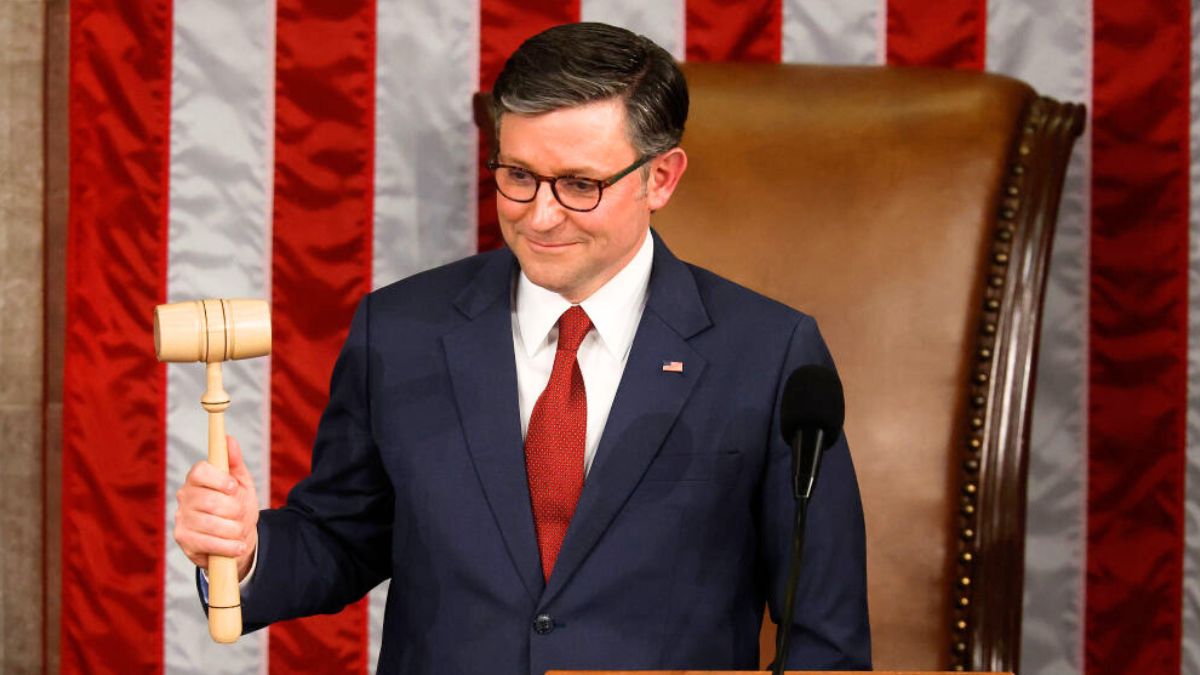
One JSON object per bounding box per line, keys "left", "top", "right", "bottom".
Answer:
{"left": 661, "top": 360, "right": 684, "bottom": 374}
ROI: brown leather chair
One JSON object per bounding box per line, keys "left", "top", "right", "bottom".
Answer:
{"left": 476, "top": 63, "right": 1084, "bottom": 672}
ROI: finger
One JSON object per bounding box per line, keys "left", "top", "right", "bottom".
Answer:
{"left": 186, "top": 460, "right": 238, "bottom": 495}
{"left": 171, "top": 537, "right": 211, "bottom": 570}
{"left": 180, "top": 487, "right": 246, "bottom": 520}
{"left": 225, "top": 435, "right": 255, "bottom": 488}
{"left": 174, "top": 510, "right": 249, "bottom": 554}
{"left": 179, "top": 509, "right": 250, "bottom": 542}
{"left": 178, "top": 531, "right": 249, "bottom": 561}
{"left": 185, "top": 551, "right": 208, "bottom": 569}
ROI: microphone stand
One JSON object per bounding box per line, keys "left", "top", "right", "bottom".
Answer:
{"left": 771, "top": 427, "right": 824, "bottom": 675}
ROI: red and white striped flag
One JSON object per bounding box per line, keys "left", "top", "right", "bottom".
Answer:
{"left": 61, "top": 1, "right": 1198, "bottom": 673}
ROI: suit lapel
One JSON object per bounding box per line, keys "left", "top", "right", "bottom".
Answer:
{"left": 442, "top": 250, "right": 545, "bottom": 601}
{"left": 541, "top": 234, "right": 712, "bottom": 604}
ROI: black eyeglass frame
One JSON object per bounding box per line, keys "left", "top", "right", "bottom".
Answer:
{"left": 486, "top": 154, "right": 655, "bottom": 213}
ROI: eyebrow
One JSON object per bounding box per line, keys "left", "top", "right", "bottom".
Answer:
{"left": 496, "top": 155, "right": 605, "bottom": 178}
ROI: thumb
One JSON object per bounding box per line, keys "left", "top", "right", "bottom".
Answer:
{"left": 225, "top": 435, "right": 254, "bottom": 487}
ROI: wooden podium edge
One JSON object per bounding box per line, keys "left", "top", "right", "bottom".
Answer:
{"left": 547, "top": 671, "right": 1013, "bottom": 674}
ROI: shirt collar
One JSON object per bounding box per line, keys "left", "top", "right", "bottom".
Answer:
{"left": 515, "top": 230, "right": 654, "bottom": 360}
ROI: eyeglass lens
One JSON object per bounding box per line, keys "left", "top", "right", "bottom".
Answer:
{"left": 494, "top": 167, "right": 602, "bottom": 211}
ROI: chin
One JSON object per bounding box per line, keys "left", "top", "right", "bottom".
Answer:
{"left": 523, "top": 269, "right": 572, "bottom": 294}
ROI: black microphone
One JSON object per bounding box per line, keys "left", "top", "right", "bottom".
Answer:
{"left": 772, "top": 364, "right": 845, "bottom": 675}
{"left": 780, "top": 365, "right": 845, "bottom": 500}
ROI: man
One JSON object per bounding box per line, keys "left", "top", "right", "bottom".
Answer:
{"left": 175, "top": 22, "right": 870, "bottom": 674}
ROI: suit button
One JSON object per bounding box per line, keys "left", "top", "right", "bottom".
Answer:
{"left": 533, "top": 613, "right": 555, "bottom": 635}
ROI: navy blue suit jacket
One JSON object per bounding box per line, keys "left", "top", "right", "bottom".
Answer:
{"left": 239, "top": 234, "right": 871, "bottom": 673}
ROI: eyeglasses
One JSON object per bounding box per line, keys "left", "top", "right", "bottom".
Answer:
{"left": 486, "top": 154, "right": 653, "bottom": 213}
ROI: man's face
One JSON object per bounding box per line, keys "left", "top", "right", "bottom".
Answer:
{"left": 496, "top": 98, "right": 683, "bottom": 303}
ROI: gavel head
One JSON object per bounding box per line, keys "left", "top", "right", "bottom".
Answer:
{"left": 154, "top": 299, "right": 272, "bottom": 363}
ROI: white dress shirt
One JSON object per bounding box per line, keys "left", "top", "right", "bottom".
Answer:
{"left": 512, "top": 231, "right": 653, "bottom": 476}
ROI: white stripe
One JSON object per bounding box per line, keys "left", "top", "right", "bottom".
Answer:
{"left": 1183, "top": 6, "right": 1200, "bottom": 673}
{"left": 874, "top": 0, "right": 887, "bottom": 65}
{"left": 781, "top": 0, "right": 883, "bottom": 65}
{"left": 166, "top": 0, "right": 275, "bottom": 672}
{"left": 371, "top": 0, "right": 479, "bottom": 292}
{"left": 368, "top": 579, "right": 390, "bottom": 675}
{"left": 986, "top": 2, "right": 1092, "bottom": 674}
{"left": 580, "top": 0, "right": 686, "bottom": 62}
{"left": 368, "top": 0, "right": 480, "bottom": 669}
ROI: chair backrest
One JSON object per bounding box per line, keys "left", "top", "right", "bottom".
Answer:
{"left": 652, "top": 63, "right": 1084, "bottom": 671}
{"left": 476, "top": 63, "right": 1084, "bottom": 671}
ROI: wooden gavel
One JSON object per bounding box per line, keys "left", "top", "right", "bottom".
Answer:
{"left": 154, "top": 298, "right": 271, "bottom": 643}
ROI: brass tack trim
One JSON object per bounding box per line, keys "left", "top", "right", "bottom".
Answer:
{"left": 949, "top": 98, "right": 1054, "bottom": 668}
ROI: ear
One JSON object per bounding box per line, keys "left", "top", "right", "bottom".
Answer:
{"left": 645, "top": 147, "right": 688, "bottom": 211}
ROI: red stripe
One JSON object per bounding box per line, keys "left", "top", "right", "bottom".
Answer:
{"left": 884, "top": 0, "right": 986, "bottom": 69}
{"left": 477, "top": 1, "right": 581, "bottom": 252}
{"left": 61, "top": 1, "right": 172, "bottom": 671}
{"left": 270, "top": 1, "right": 376, "bottom": 672}
{"left": 1087, "top": 2, "right": 1191, "bottom": 673}
{"left": 685, "top": 0, "right": 781, "bottom": 63}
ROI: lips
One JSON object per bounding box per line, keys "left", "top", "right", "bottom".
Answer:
{"left": 525, "top": 239, "right": 578, "bottom": 251}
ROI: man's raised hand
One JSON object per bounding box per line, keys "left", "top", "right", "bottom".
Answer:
{"left": 173, "top": 435, "right": 259, "bottom": 580}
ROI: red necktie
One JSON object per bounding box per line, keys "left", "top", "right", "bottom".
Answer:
{"left": 525, "top": 305, "right": 593, "bottom": 581}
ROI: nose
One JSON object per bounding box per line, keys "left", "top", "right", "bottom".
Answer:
{"left": 526, "top": 180, "right": 567, "bottom": 232}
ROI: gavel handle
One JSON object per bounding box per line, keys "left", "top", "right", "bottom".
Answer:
{"left": 203, "top": 362, "right": 242, "bottom": 643}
